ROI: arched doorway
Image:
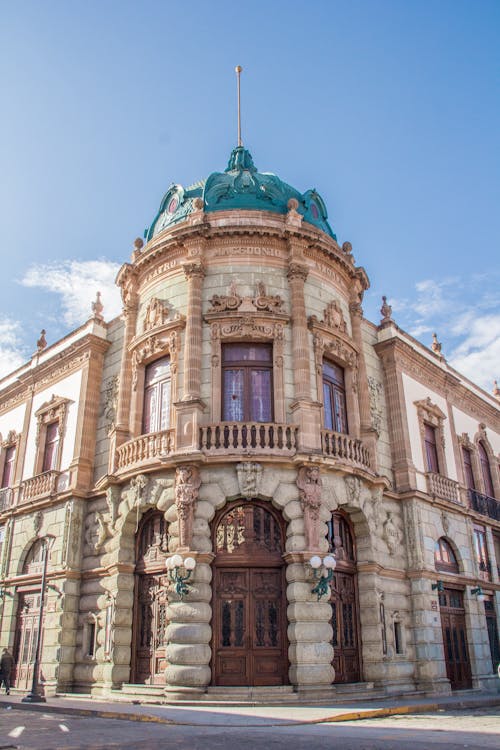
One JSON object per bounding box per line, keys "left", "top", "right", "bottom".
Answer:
{"left": 212, "top": 501, "right": 289, "bottom": 686}
{"left": 328, "top": 511, "right": 361, "bottom": 683}
{"left": 13, "top": 539, "right": 46, "bottom": 690}
{"left": 131, "top": 510, "right": 169, "bottom": 684}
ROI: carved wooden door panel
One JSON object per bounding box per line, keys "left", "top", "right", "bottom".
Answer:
{"left": 330, "top": 571, "right": 361, "bottom": 683}
{"left": 13, "top": 592, "right": 44, "bottom": 690}
{"left": 439, "top": 588, "right": 472, "bottom": 690}
{"left": 213, "top": 567, "right": 286, "bottom": 685}
{"left": 212, "top": 501, "right": 288, "bottom": 686}
{"left": 133, "top": 575, "right": 168, "bottom": 685}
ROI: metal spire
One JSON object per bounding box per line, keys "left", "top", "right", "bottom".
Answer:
{"left": 235, "top": 65, "right": 243, "bottom": 147}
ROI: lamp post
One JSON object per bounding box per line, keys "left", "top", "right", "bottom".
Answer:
{"left": 22, "top": 535, "right": 54, "bottom": 703}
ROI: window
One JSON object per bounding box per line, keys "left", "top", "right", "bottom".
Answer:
{"left": 322, "top": 361, "right": 348, "bottom": 433}
{"left": 424, "top": 423, "right": 439, "bottom": 473}
{"left": 478, "top": 442, "right": 495, "bottom": 498}
{"left": 222, "top": 344, "right": 273, "bottom": 422}
{"left": 473, "top": 525, "right": 490, "bottom": 579}
{"left": 394, "top": 620, "right": 403, "bottom": 655}
{"left": 1, "top": 446, "right": 15, "bottom": 488}
{"left": 142, "top": 356, "right": 171, "bottom": 433}
{"left": 434, "top": 537, "right": 459, "bottom": 573}
{"left": 42, "top": 422, "right": 59, "bottom": 472}
{"left": 462, "top": 447, "right": 475, "bottom": 490}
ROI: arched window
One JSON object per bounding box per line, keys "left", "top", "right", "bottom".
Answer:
{"left": 478, "top": 442, "right": 495, "bottom": 498}
{"left": 322, "top": 361, "right": 348, "bottom": 434}
{"left": 434, "top": 537, "right": 459, "bottom": 574}
{"left": 23, "top": 539, "right": 46, "bottom": 575}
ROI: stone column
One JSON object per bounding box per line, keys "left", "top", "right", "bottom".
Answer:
{"left": 287, "top": 259, "right": 321, "bottom": 452}
{"left": 349, "top": 299, "right": 378, "bottom": 469}
{"left": 109, "top": 270, "right": 138, "bottom": 472}
{"left": 165, "top": 555, "right": 213, "bottom": 698}
{"left": 284, "top": 555, "right": 334, "bottom": 690}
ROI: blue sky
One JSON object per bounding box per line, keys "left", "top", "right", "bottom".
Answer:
{"left": 0, "top": 0, "right": 498, "bottom": 390}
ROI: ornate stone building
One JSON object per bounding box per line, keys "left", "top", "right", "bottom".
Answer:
{"left": 0, "top": 145, "right": 499, "bottom": 701}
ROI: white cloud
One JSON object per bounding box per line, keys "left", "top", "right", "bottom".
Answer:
{"left": 20, "top": 259, "right": 122, "bottom": 328}
{"left": 0, "top": 317, "right": 27, "bottom": 379}
{"left": 448, "top": 313, "right": 500, "bottom": 390}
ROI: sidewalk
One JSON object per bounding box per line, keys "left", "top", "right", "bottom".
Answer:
{"left": 1, "top": 689, "right": 499, "bottom": 727}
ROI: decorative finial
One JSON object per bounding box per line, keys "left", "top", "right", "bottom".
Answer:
{"left": 380, "top": 295, "right": 393, "bottom": 325}
{"left": 431, "top": 332, "right": 442, "bottom": 356}
{"left": 235, "top": 65, "right": 243, "bottom": 147}
{"left": 92, "top": 291, "right": 104, "bottom": 321}
{"left": 493, "top": 380, "right": 500, "bottom": 400}
{"left": 37, "top": 329, "right": 47, "bottom": 352}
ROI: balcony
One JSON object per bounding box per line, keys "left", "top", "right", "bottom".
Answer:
{"left": 116, "top": 429, "right": 175, "bottom": 472}
{"left": 321, "top": 430, "right": 371, "bottom": 471}
{"left": 0, "top": 487, "right": 13, "bottom": 512}
{"left": 200, "top": 422, "right": 298, "bottom": 457}
{"left": 20, "top": 470, "right": 60, "bottom": 502}
{"left": 469, "top": 489, "right": 500, "bottom": 522}
{"left": 425, "top": 472, "right": 460, "bottom": 503}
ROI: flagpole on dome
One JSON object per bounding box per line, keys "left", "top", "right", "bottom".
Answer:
{"left": 235, "top": 65, "right": 243, "bottom": 147}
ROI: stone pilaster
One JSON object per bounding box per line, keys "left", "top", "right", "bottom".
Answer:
{"left": 350, "top": 301, "right": 378, "bottom": 470}
{"left": 287, "top": 260, "right": 321, "bottom": 452}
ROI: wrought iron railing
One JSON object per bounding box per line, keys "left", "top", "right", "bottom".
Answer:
{"left": 115, "top": 429, "right": 175, "bottom": 471}
{"left": 200, "top": 422, "right": 298, "bottom": 455}
{"left": 468, "top": 489, "right": 500, "bottom": 522}
{"left": 20, "top": 470, "right": 60, "bottom": 502}
{"left": 321, "top": 430, "right": 371, "bottom": 470}
{"left": 426, "top": 472, "right": 460, "bottom": 503}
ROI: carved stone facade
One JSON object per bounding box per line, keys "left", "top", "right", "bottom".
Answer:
{"left": 0, "top": 144, "right": 498, "bottom": 703}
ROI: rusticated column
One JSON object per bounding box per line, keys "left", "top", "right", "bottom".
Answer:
{"left": 287, "top": 262, "right": 311, "bottom": 401}
{"left": 182, "top": 261, "right": 205, "bottom": 401}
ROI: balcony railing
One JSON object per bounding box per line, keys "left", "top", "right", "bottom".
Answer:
{"left": 426, "top": 472, "right": 460, "bottom": 503}
{"left": 200, "top": 422, "right": 298, "bottom": 456}
{"left": 0, "top": 487, "right": 13, "bottom": 512}
{"left": 116, "top": 429, "right": 175, "bottom": 471}
{"left": 321, "top": 430, "right": 371, "bottom": 470}
{"left": 20, "top": 470, "right": 60, "bottom": 502}
{"left": 469, "top": 489, "right": 500, "bottom": 522}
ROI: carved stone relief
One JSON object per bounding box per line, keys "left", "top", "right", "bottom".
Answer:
{"left": 367, "top": 376, "right": 383, "bottom": 437}
{"left": 297, "top": 465, "right": 323, "bottom": 550}
{"left": 143, "top": 297, "right": 171, "bottom": 331}
{"left": 236, "top": 462, "right": 263, "bottom": 499}
{"left": 208, "top": 280, "right": 284, "bottom": 315}
{"left": 383, "top": 512, "right": 402, "bottom": 556}
{"left": 102, "top": 375, "right": 119, "bottom": 432}
{"left": 84, "top": 510, "right": 109, "bottom": 554}
{"left": 175, "top": 465, "right": 201, "bottom": 549}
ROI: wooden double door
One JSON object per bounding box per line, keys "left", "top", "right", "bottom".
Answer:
{"left": 212, "top": 502, "right": 289, "bottom": 686}
{"left": 439, "top": 588, "right": 472, "bottom": 690}
{"left": 13, "top": 591, "right": 43, "bottom": 690}
{"left": 330, "top": 570, "right": 361, "bottom": 683}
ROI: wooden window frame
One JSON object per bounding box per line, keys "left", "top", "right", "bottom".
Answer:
{"left": 0, "top": 432, "right": 19, "bottom": 490}
{"left": 435, "top": 536, "right": 459, "bottom": 574}
{"left": 34, "top": 395, "right": 72, "bottom": 477}
{"left": 221, "top": 343, "right": 274, "bottom": 423}
{"left": 322, "top": 360, "right": 348, "bottom": 434}
{"left": 142, "top": 356, "right": 172, "bottom": 434}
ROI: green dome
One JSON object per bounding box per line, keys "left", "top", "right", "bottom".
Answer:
{"left": 146, "top": 147, "right": 336, "bottom": 241}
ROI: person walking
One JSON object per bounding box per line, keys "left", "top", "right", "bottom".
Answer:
{"left": 0, "top": 648, "right": 13, "bottom": 695}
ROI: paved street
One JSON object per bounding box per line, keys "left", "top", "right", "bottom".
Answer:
{"left": 0, "top": 706, "right": 498, "bottom": 750}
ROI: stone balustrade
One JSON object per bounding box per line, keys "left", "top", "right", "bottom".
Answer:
{"left": 320, "top": 429, "right": 371, "bottom": 470}
{"left": 116, "top": 429, "right": 175, "bottom": 471}
{"left": 20, "top": 470, "right": 60, "bottom": 502}
{"left": 200, "top": 422, "right": 298, "bottom": 456}
{"left": 426, "top": 472, "right": 460, "bottom": 503}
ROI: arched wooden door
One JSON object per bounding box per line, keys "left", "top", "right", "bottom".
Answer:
{"left": 13, "top": 539, "right": 46, "bottom": 690}
{"left": 131, "top": 510, "right": 169, "bottom": 685}
{"left": 328, "top": 512, "right": 362, "bottom": 683}
{"left": 212, "top": 501, "right": 289, "bottom": 686}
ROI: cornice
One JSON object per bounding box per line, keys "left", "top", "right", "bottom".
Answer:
{"left": 375, "top": 336, "right": 500, "bottom": 430}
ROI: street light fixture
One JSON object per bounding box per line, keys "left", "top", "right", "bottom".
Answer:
{"left": 431, "top": 580, "right": 444, "bottom": 592}
{"left": 471, "top": 586, "right": 486, "bottom": 602}
{"left": 165, "top": 554, "right": 196, "bottom": 600}
{"left": 22, "top": 535, "right": 55, "bottom": 704}
{"left": 308, "top": 554, "right": 337, "bottom": 600}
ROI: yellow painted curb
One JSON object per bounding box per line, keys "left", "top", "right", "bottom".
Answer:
{"left": 318, "top": 702, "right": 441, "bottom": 723}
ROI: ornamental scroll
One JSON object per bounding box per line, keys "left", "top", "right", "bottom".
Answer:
{"left": 297, "top": 465, "right": 323, "bottom": 551}
{"left": 175, "top": 465, "right": 201, "bottom": 550}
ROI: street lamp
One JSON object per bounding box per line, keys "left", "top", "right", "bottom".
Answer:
{"left": 308, "top": 554, "right": 337, "bottom": 600}
{"left": 471, "top": 586, "right": 486, "bottom": 602}
{"left": 22, "top": 535, "right": 55, "bottom": 704}
{"left": 165, "top": 554, "right": 196, "bottom": 600}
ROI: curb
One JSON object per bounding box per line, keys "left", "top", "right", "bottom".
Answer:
{"left": 2, "top": 695, "right": 499, "bottom": 727}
